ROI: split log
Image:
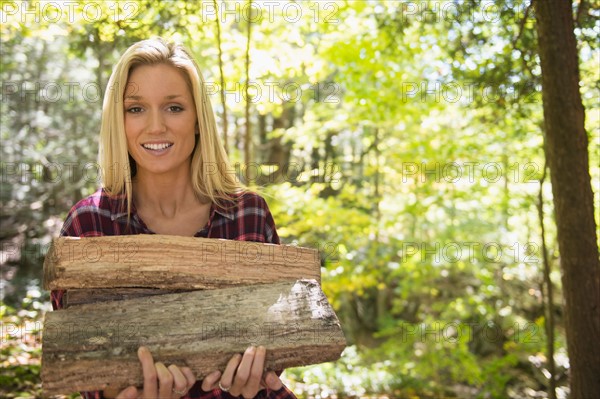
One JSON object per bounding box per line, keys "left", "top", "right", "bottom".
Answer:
{"left": 43, "top": 235, "right": 321, "bottom": 291}
{"left": 42, "top": 279, "right": 346, "bottom": 396}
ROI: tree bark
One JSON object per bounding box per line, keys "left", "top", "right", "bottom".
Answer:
{"left": 42, "top": 279, "right": 346, "bottom": 396}
{"left": 534, "top": 1, "right": 600, "bottom": 397}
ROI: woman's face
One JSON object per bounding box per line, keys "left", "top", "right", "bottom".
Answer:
{"left": 123, "top": 63, "right": 197, "bottom": 179}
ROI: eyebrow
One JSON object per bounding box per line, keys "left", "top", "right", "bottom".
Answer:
{"left": 124, "top": 94, "right": 184, "bottom": 101}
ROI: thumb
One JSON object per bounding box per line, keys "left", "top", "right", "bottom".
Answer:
{"left": 265, "top": 371, "right": 283, "bottom": 391}
{"left": 115, "top": 385, "right": 138, "bottom": 399}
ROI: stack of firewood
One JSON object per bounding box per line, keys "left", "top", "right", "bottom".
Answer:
{"left": 41, "top": 235, "right": 346, "bottom": 396}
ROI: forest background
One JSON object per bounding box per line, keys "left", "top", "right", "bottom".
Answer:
{"left": 1, "top": 1, "right": 598, "bottom": 399}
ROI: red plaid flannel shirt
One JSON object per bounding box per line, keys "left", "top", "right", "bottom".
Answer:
{"left": 50, "top": 188, "right": 296, "bottom": 399}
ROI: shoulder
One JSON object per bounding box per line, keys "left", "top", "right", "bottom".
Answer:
{"left": 60, "top": 188, "right": 124, "bottom": 237}
{"left": 214, "top": 191, "right": 279, "bottom": 244}
{"left": 232, "top": 191, "right": 270, "bottom": 212}
{"left": 225, "top": 191, "right": 277, "bottom": 222}
{"left": 68, "top": 187, "right": 122, "bottom": 215}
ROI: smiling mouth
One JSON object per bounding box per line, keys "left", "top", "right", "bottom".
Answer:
{"left": 142, "top": 143, "right": 173, "bottom": 151}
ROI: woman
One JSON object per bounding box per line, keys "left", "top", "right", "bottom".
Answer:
{"left": 51, "top": 38, "right": 296, "bottom": 399}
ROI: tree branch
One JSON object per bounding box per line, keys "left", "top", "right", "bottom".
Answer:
{"left": 512, "top": 0, "right": 533, "bottom": 50}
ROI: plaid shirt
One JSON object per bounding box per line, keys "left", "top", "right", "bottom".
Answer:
{"left": 50, "top": 188, "right": 295, "bottom": 399}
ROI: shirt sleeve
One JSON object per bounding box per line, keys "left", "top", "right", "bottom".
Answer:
{"left": 262, "top": 197, "right": 280, "bottom": 245}
{"left": 50, "top": 203, "right": 84, "bottom": 311}
{"left": 263, "top": 385, "right": 297, "bottom": 399}
{"left": 185, "top": 383, "right": 297, "bottom": 399}
{"left": 231, "top": 192, "right": 280, "bottom": 244}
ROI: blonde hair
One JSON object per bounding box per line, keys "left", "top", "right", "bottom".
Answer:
{"left": 99, "top": 37, "right": 241, "bottom": 217}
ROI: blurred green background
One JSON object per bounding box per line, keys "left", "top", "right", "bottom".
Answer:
{"left": 1, "top": 1, "right": 599, "bottom": 398}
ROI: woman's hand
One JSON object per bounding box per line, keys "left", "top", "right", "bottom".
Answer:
{"left": 115, "top": 346, "right": 196, "bottom": 399}
{"left": 201, "top": 346, "right": 284, "bottom": 399}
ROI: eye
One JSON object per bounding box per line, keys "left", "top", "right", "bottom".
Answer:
{"left": 168, "top": 105, "right": 184, "bottom": 113}
{"left": 126, "top": 106, "right": 143, "bottom": 114}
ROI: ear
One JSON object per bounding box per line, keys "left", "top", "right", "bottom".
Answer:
{"left": 195, "top": 123, "right": 199, "bottom": 135}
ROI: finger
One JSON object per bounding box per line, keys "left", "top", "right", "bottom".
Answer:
{"left": 104, "top": 386, "right": 122, "bottom": 398}
{"left": 168, "top": 364, "right": 188, "bottom": 397}
{"left": 138, "top": 347, "right": 158, "bottom": 399}
{"left": 201, "top": 370, "right": 222, "bottom": 392}
{"left": 242, "top": 346, "right": 266, "bottom": 398}
{"left": 155, "top": 362, "right": 174, "bottom": 399}
{"left": 115, "top": 386, "right": 139, "bottom": 399}
{"left": 264, "top": 371, "right": 283, "bottom": 391}
{"left": 181, "top": 367, "right": 197, "bottom": 391}
{"left": 230, "top": 346, "right": 256, "bottom": 395}
{"left": 219, "top": 353, "right": 242, "bottom": 392}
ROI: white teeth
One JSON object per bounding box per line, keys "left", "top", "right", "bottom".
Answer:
{"left": 142, "top": 143, "right": 172, "bottom": 150}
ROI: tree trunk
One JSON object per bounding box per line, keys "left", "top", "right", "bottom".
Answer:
{"left": 534, "top": 1, "right": 600, "bottom": 397}
{"left": 244, "top": 0, "right": 252, "bottom": 169}
{"left": 213, "top": 0, "right": 228, "bottom": 153}
{"left": 537, "top": 162, "right": 556, "bottom": 399}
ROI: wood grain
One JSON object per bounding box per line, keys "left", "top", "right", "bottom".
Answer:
{"left": 43, "top": 235, "right": 321, "bottom": 290}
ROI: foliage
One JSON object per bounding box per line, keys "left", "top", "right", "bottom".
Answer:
{"left": 1, "top": 0, "right": 598, "bottom": 398}
{"left": 1, "top": 287, "right": 61, "bottom": 398}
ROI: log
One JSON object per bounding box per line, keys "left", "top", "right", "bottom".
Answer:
{"left": 42, "top": 279, "right": 346, "bottom": 396}
{"left": 43, "top": 235, "right": 321, "bottom": 291}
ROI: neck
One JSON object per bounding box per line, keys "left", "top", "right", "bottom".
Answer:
{"left": 132, "top": 169, "right": 201, "bottom": 218}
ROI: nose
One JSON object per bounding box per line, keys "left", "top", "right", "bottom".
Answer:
{"left": 147, "top": 111, "right": 166, "bottom": 134}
